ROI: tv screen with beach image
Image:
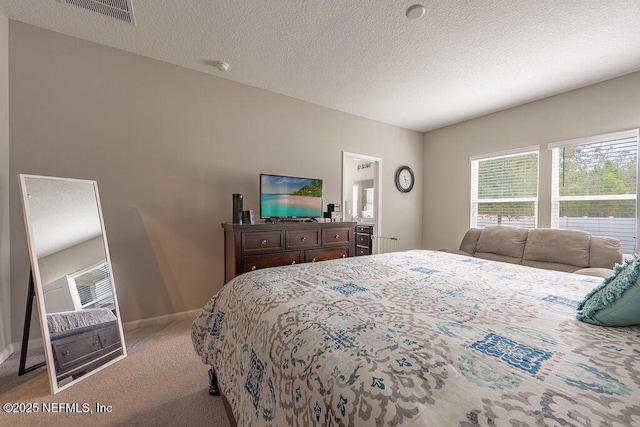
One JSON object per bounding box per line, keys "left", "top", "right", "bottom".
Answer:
{"left": 260, "top": 174, "right": 323, "bottom": 218}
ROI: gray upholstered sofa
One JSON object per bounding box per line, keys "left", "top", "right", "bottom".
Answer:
{"left": 446, "top": 226, "right": 624, "bottom": 277}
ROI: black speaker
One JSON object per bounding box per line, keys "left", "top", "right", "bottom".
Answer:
{"left": 232, "top": 193, "right": 243, "bottom": 224}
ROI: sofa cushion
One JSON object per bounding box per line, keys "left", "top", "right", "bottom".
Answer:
{"left": 589, "top": 236, "right": 624, "bottom": 269}
{"left": 474, "top": 226, "right": 528, "bottom": 263}
{"left": 574, "top": 267, "right": 615, "bottom": 278}
{"left": 576, "top": 257, "right": 640, "bottom": 326}
{"left": 459, "top": 228, "right": 482, "bottom": 256}
{"left": 523, "top": 228, "right": 591, "bottom": 269}
{"left": 521, "top": 260, "right": 582, "bottom": 273}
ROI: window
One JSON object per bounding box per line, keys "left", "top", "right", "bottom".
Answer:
{"left": 550, "top": 129, "right": 639, "bottom": 254}
{"left": 471, "top": 147, "right": 539, "bottom": 228}
{"left": 67, "top": 262, "right": 115, "bottom": 311}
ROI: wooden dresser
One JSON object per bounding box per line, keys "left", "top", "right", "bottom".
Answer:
{"left": 50, "top": 320, "right": 123, "bottom": 381}
{"left": 222, "top": 221, "right": 356, "bottom": 282}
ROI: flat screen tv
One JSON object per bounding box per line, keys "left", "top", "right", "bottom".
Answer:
{"left": 260, "top": 174, "right": 323, "bottom": 219}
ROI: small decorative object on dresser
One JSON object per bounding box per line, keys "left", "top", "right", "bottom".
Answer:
{"left": 222, "top": 221, "right": 356, "bottom": 282}
{"left": 355, "top": 224, "right": 373, "bottom": 256}
{"left": 323, "top": 203, "right": 342, "bottom": 222}
{"left": 242, "top": 210, "right": 255, "bottom": 224}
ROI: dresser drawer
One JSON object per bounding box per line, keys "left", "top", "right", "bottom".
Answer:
{"left": 356, "top": 233, "right": 371, "bottom": 246}
{"left": 242, "top": 251, "right": 302, "bottom": 273}
{"left": 305, "top": 247, "right": 350, "bottom": 263}
{"left": 356, "top": 225, "right": 373, "bottom": 234}
{"left": 52, "top": 332, "right": 104, "bottom": 371}
{"left": 285, "top": 229, "right": 321, "bottom": 250}
{"left": 242, "top": 231, "right": 283, "bottom": 254}
{"left": 355, "top": 246, "right": 371, "bottom": 256}
{"left": 99, "top": 324, "right": 122, "bottom": 352}
{"left": 322, "top": 227, "right": 352, "bottom": 246}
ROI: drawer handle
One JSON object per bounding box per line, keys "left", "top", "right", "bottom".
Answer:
{"left": 251, "top": 266, "right": 257, "bottom": 271}
{"left": 261, "top": 239, "right": 267, "bottom": 245}
{"left": 301, "top": 236, "right": 306, "bottom": 241}
{"left": 334, "top": 234, "right": 340, "bottom": 239}
{"left": 311, "top": 258, "right": 316, "bottom": 262}
{"left": 341, "top": 254, "right": 346, "bottom": 258}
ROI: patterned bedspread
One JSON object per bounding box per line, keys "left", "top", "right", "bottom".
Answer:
{"left": 191, "top": 250, "right": 640, "bottom": 426}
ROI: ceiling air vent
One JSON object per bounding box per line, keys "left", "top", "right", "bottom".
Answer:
{"left": 57, "top": 0, "right": 136, "bottom": 25}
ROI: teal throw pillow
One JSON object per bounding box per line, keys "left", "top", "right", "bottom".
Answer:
{"left": 576, "top": 256, "right": 640, "bottom": 326}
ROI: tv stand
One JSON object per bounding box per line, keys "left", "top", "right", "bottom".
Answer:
{"left": 222, "top": 221, "right": 356, "bottom": 282}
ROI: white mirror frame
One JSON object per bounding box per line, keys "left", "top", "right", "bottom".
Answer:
{"left": 19, "top": 174, "right": 127, "bottom": 394}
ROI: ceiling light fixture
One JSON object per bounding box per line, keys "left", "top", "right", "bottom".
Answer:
{"left": 406, "top": 4, "right": 426, "bottom": 20}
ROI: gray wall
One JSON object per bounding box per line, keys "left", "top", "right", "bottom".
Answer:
{"left": 0, "top": 11, "right": 9, "bottom": 360}
{"left": 8, "top": 22, "right": 424, "bottom": 342}
{"left": 423, "top": 71, "right": 640, "bottom": 251}
{"left": 39, "top": 237, "right": 105, "bottom": 286}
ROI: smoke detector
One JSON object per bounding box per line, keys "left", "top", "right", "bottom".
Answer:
{"left": 56, "top": 0, "right": 136, "bottom": 25}
{"left": 210, "top": 60, "right": 230, "bottom": 72}
{"left": 406, "top": 4, "right": 426, "bottom": 20}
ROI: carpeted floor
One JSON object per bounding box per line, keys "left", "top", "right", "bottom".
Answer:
{"left": 0, "top": 319, "right": 231, "bottom": 426}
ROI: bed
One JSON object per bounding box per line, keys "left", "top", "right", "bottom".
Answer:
{"left": 47, "top": 308, "right": 123, "bottom": 381}
{"left": 192, "top": 250, "right": 640, "bottom": 426}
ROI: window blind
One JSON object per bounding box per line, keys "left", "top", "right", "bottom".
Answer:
{"left": 550, "top": 129, "right": 639, "bottom": 253}
{"left": 471, "top": 149, "right": 539, "bottom": 228}
{"left": 72, "top": 262, "right": 115, "bottom": 310}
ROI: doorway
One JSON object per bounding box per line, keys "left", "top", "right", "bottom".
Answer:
{"left": 342, "top": 152, "right": 382, "bottom": 241}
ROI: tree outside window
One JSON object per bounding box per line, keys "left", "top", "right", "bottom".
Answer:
{"left": 551, "top": 131, "right": 638, "bottom": 253}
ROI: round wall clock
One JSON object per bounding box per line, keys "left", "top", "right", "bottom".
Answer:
{"left": 395, "top": 166, "right": 414, "bottom": 193}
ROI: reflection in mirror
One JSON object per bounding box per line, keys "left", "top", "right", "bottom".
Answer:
{"left": 20, "top": 174, "right": 126, "bottom": 394}
{"left": 352, "top": 179, "right": 374, "bottom": 221}
{"left": 342, "top": 153, "right": 377, "bottom": 224}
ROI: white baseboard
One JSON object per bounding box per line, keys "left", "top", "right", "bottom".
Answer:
{"left": 12, "top": 337, "right": 44, "bottom": 350}
{"left": 122, "top": 308, "right": 201, "bottom": 332}
{"left": 0, "top": 343, "right": 14, "bottom": 365}
{"left": 3, "top": 337, "right": 44, "bottom": 365}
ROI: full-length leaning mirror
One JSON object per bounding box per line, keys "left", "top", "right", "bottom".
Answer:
{"left": 19, "top": 174, "right": 126, "bottom": 394}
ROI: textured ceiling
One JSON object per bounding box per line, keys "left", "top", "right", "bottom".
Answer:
{"left": 1, "top": 1, "right": 639, "bottom": 132}
{"left": 22, "top": 176, "right": 103, "bottom": 258}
